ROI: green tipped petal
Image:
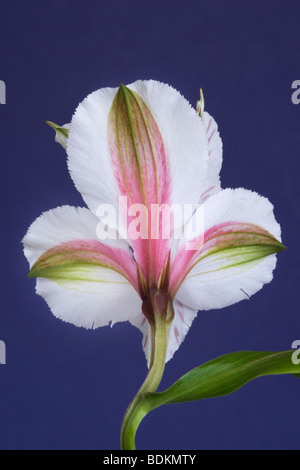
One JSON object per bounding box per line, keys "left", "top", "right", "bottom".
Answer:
{"left": 196, "top": 88, "right": 205, "bottom": 117}
{"left": 46, "top": 121, "right": 70, "bottom": 149}
{"left": 27, "top": 238, "right": 139, "bottom": 290}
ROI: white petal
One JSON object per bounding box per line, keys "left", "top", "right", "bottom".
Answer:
{"left": 199, "top": 111, "right": 223, "bottom": 202}
{"left": 67, "top": 87, "right": 120, "bottom": 213}
{"left": 23, "top": 206, "right": 141, "bottom": 328}
{"left": 176, "top": 188, "right": 282, "bottom": 311}
{"left": 129, "top": 80, "right": 211, "bottom": 208}
{"left": 23, "top": 205, "right": 130, "bottom": 268}
{"left": 35, "top": 276, "right": 141, "bottom": 329}
{"left": 166, "top": 299, "right": 198, "bottom": 362}
{"left": 129, "top": 314, "right": 152, "bottom": 365}
{"left": 201, "top": 188, "right": 282, "bottom": 240}
{"left": 67, "top": 80, "right": 215, "bottom": 218}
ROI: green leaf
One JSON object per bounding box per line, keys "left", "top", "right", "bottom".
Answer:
{"left": 145, "top": 351, "right": 300, "bottom": 408}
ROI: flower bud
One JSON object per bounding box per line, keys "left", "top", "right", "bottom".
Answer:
{"left": 46, "top": 121, "right": 70, "bottom": 149}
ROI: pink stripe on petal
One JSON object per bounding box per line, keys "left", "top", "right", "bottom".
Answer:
{"left": 170, "top": 222, "right": 284, "bottom": 297}
{"left": 29, "top": 239, "right": 139, "bottom": 291}
{"left": 199, "top": 185, "right": 216, "bottom": 202}
{"left": 206, "top": 117, "right": 212, "bottom": 133}
{"left": 108, "top": 85, "right": 171, "bottom": 287}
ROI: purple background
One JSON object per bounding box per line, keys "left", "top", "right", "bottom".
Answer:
{"left": 1, "top": 0, "right": 299, "bottom": 450}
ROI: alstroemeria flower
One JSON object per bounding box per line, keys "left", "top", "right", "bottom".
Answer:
{"left": 23, "top": 80, "right": 284, "bottom": 363}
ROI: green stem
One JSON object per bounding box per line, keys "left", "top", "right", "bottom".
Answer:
{"left": 120, "top": 294, "right": 171, "bottom": 450}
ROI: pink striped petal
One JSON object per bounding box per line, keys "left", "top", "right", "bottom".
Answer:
{"left": 23, "top": 206, "right": 142, "bottom": 328}
{"left": 108, "top": 84, "right": 171, "bottom": 286}
{"left": 28, "top": 238, "right": 138, "bottom": 291}
{"left": 170, "top": 221, "right": 284, "bottom": 298}
{"left": 171, "top": 188, "right": 285, "bottom": 311}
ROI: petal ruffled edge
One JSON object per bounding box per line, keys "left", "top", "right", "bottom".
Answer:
{"left": 23, "top": 206, "right": 142, "bottom": 328}
{"left": 129, "top": 80, "right": 214, "bottom": 208}
{"left": 199, "top": 111, "right": 223, "bottom": 202}
{"left": 67, "top": 87, "right": 120, "bottom": 214}
{"left": 67, "top": 80, "right": 220, "bottom": 219}
{"left": 172, "top": 188, "right": 284, "bottom": 311}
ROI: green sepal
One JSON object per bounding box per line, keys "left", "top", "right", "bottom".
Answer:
{"left": 46, "top": 120, "right": 69, "bottom": 149}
